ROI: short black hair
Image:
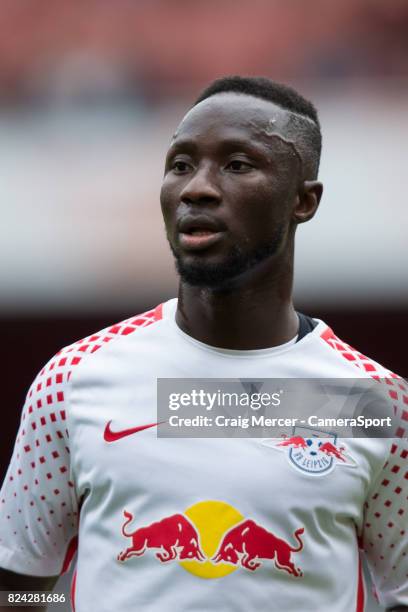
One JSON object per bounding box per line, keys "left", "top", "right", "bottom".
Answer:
{"left": 194, "top": 75, "right": 322, "bottom": 179}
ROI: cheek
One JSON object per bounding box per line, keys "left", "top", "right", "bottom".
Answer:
{"left": 159, "top": 180, "right": 176, "bottom": 221}
{"left": 236, "top": 185, "right": 288, "bottom": 228}
{"left": 235, "top": 202, "right": 292, "bottom": 250}
{"left": 160, "top": 174, "right": 187, "bottom": 219}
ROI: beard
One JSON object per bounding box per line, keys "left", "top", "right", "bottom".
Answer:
{"left": 169, "top": 227, "right": 286, "bottom": 290}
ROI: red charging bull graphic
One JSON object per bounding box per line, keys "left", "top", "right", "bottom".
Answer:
{"left": 271, "top": 428, "right": 356, "bottom": 475}
{"left": 117, "top": 511, "right": 206, "bottom": 564}
{"left": 212, "top": 519, "right": 304, "bottom": 576}
{"left": 277, "top": 436, "right": 308, "bottom": 449}
{"left": 117, "top": 502, "right": 305, "bottom": 580}
{"left": 318, "top": 441, "right": 347, "bottom": 462}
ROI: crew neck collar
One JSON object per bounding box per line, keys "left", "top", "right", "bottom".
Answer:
{"left": 162, "top": 298, "right": 326, "bottom": 358}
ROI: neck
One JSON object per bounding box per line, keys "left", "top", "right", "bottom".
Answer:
{"left": 175, "top": 252, "right": 298, "bottom": 350}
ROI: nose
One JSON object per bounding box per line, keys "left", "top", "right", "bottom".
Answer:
{"left": 179, "top": 164, "right": 221, "bottom": 206}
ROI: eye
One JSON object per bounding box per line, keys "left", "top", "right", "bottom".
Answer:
{"left": 226, "top": 159, "right": 253, "bottom": 172}
{"left": 172, "top": 160, "right": 192, "bottom": 173}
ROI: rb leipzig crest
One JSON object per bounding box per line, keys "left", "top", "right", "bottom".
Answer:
{"left": 267, "top": 427, "right": 356, "bottom": 475}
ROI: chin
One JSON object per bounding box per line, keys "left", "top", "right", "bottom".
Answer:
{"left": 175, "top": 252, "right": 250, "bottom": 290}
{"left": 171, "top": 236, "right": 285, "bottom": 289}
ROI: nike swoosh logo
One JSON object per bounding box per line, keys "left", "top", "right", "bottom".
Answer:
{"left": 104, "top": 420, "right": 161, "bottom": 442}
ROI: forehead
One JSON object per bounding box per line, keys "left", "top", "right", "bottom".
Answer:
{"left": 172, "top": 93, "right": 290, "bottom": 144}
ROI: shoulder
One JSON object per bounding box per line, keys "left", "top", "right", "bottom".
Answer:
{"left": 20, "top": 303, "right": 164, "bottom": 425}
{"left": 318, "top": 324, "right": 407, "bottom": 437}
{"left": 52, "top": 302, "right": 162, "bottom": 366}
{"left": 319, "top": 324, "right": 396, "bottom": 378}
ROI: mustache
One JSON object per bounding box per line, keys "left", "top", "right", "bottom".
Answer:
{"left": 167, "top": 228, "right": 286, "bottom": 290}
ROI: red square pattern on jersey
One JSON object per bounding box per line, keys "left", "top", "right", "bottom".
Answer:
{"left": 322, "top": 327, "right": 408, "bottom": 594}
{"left": 0, "top": 304, "right": 163, "bottom": 575}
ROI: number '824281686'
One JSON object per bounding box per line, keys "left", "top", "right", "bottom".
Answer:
{"left": 5, "top": 591, "right": 66, "bottom": 604}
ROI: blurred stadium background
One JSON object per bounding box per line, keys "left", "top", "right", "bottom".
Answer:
{"left": 1, "top": 1, "right": 407, "bottom": 610}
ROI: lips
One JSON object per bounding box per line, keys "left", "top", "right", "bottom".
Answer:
{"left": 177, "top": 215, "right": 226, "bottom": 251}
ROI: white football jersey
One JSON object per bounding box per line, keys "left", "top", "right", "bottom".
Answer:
{"left": 0, "top": 298, "right": 407, "bottom": 611}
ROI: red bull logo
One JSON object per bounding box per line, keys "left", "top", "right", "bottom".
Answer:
{"left": 269, "top": 428, "right": 356, "bottom": 475}
{"left": 212, "top": 519, "right": 304, "bottom": 576}
{"left": 117, "top": 500, "right": 305, "bottom": 580}
{"left": 117, "top": 511, "right": 205, "bottom": 563}
{"left": 318, "top": 441, "right": 347, "bottom": 462}
{"left": 277, "top": 436, "right": 308, "bottom": 449}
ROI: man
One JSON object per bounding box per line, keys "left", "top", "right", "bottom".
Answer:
{"left": 0, "top": 76, "right": 407, "bottom": 611}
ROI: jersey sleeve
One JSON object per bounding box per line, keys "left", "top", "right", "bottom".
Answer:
{"left": 360, "top": 379, "right": 408, "bottom": 609}
{"left": 0, "top": 306, "right": 162, "bottom": 577}
{"left": 0, "top": 351, "right": 79, "bottom": 577}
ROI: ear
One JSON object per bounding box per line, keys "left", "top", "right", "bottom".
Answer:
{"left": 293, "top": 181, "right": 323, "bottom": 224}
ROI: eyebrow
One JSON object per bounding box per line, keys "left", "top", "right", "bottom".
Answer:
{"left": 167, "top": 137, "right": 269, "bottom": 156}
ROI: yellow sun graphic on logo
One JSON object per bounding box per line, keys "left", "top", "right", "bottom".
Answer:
{"left": 179, "top": 500, "right": 244, "bottom": 579}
